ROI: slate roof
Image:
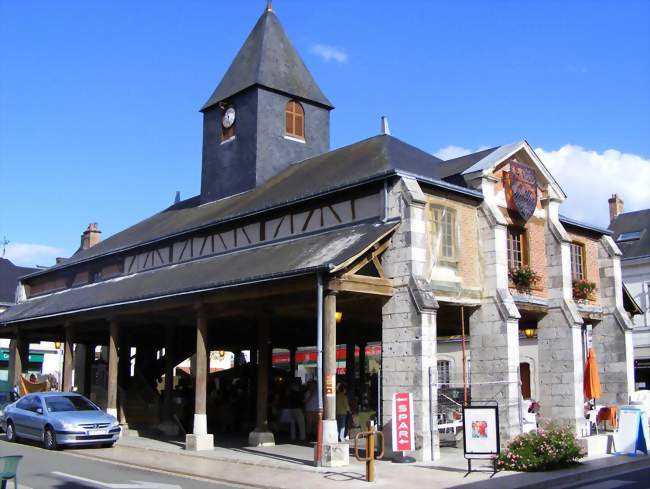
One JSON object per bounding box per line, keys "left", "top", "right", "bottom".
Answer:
{"left": 1, "top": 220, "right": 398, "bottom": 324}
{"left": 559, "top": 215, "right": 612, "bottom": 237}
{"left": 609, "top": 209, "right": 650, "bottom": 260}
{"left": 201, "top": 8, "right": 332, "bottom": 111}
{"left": 25, "top": 134, "right": 480, "bottom": 279}
{"left": 0, "top": 259, "right": 39, "bottom": 305}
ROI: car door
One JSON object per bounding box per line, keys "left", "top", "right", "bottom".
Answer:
{"left": 11, "top": 396, "right": 33, "bottom": 438}
{"left": 23, "top": 396, "right": 46, "bottom": 439}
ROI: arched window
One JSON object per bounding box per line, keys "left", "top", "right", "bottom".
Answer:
{"left": 520, "top": 362, "right": 531, "bottom": 399}
{"left": 285, "top": 100, "right": 304, "bottom": 139}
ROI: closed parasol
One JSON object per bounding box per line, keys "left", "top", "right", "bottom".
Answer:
{"left": 583, "top": 348, "right": 602, "bottom": 401}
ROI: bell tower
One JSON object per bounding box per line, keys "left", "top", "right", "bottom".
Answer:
{"left": 200, "top": 4, "right": 333, "bottom": 203}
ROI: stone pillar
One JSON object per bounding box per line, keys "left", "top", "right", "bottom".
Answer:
{"left": 380, "top": 177, "right": 440, "bottom": 462}
{"left": 186, "top": 306, "right": 214, "bottom": 451}
{"left": 63, "top": 323, "right": 74, "bottom": 392}
{"left": 107, "top": 318, "right": 119, "bottom": 419}
{"left": 594, "top": 235, "right": 634, "bottom": 405}
{"left": 537, "top": 199, "right": 584, "bottom": 432}
{"left": 8, "top": 335, "right": 25, "bottom": 388}
{"left": 249, "top": 317, "right": 275, "bottom": 446}
{"left": 164, "top": 324, "right": 175, "bottom": 419}
{"left": 469, "top": 191, "right": 522, "bottom": 443}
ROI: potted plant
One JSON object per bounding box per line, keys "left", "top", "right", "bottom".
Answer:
{"left": 573, "top": 279, "right": 597, "bottom": 302}
{"left": 509, "top": 266, "right": 541, "bottom": 293}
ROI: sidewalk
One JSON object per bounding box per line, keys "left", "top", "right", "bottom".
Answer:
{"left": 66, "top": 435, "right": 649, "bottom": 489}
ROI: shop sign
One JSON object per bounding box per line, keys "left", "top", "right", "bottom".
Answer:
{"left": 325, "top": 373, "right": 336, "bottom": 397}
{"left": 392, "top": 392, "right": 415, "bottom": 452}
{"left": 505, "top": 160, "right": 537, "bottom": 222}
{"left": 462, "top": 405, "right": 500, "bottom": 458}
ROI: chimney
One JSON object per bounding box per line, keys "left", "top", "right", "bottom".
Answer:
{"left": 608, "top": 194, "right": 624, "bottom": 222}
{"left": 380, "top": 116, "right": 391, "bottom": 135}
{"left": 80, "top": 223, "right": 102, "bottom": 250}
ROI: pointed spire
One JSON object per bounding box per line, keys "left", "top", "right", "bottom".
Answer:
{"left": 174, "top": 190, "right": 181, "bottom": 204}
{"left": 201, "top": 6, "right": 332, "bottom": 111}
{"left": 266, "top": 0, "right": 273, "bottom": 12}
{"left": 380, "top": 116, "right": 391, "bottom": 135}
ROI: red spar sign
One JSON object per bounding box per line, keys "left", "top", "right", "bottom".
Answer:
{"left": 392, "top": 392, "right": 415, "bottom": 452}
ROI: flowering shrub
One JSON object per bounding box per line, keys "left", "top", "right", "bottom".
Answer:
{"left": 573, "top": 279, "right": 597, "bottom": 301}
{"left": 509, "top": 266, "right": 541, "bottom": 293}
{"left": 497, "top": 425, "right": 585, "bottom": 472}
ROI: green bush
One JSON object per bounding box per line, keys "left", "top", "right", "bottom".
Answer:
{"left": 497, "top": 425, "right": 585, "bottom": 472}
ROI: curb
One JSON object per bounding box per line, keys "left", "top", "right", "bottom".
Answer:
{"left": 516, "top": 457, "right": 650, "bottom": 489}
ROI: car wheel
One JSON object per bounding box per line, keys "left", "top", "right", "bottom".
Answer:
{"left": 5, "top": 421, "right": 16, "bottom": 442}
{"left": 43, "top": 426, "right": 58, "bottom": 450}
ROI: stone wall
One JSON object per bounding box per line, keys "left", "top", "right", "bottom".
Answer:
{"left": 381, "top": 176, "right": 439, "bottom": 461}
{"left": 594, "top": 235, "right": 634, "bottom": 405}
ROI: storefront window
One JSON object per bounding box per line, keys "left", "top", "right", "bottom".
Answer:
{"left": 437, "top": 360, "right": 451, "bottom": 385}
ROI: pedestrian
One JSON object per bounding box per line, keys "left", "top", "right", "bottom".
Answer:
{"left": 288, "top": 378, "right": 306, "bottom": 441}
{"left": 336, "top": 383, "right": 351, "bottom": 441}
{"left": 304, "top": 380, "right": 318, "bottom": 439}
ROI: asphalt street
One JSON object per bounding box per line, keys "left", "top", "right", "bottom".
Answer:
{"left": 0, "top": 437, "right": 238, "bottom": 489}
{"left": 558, "top": 466, "right": 650, "bottom": 489}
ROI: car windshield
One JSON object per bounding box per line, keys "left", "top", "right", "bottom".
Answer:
{"left": 44, "top": 396, "right": 98, "bottom": 412}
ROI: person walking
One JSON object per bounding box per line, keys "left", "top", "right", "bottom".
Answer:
{"left": 304, "top": 380, "right": 318, "bottom": 439}
{"left": 288, "top": 378, "right": 306, "bottom": 442}
{"left": 336, "top": 383, "right": 351, "bottom": 442}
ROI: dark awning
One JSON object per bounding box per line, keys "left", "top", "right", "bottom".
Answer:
{"left": 0, "top": 219, "right": 398, "bottom": 325}
{"left": 623, "top": 283, "right": 644, "bottom": 316}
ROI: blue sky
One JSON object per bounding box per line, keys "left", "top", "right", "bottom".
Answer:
{"left": 1, "top": 0, "right": 649, "bottom": 266}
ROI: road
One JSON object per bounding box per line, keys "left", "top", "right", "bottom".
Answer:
{"left": 0, "top": 437, "right": 238, "bottom": 489}
{"left": 558, "top": 466, "right": 650, "bottom": 489}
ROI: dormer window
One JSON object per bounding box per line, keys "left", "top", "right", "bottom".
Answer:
{"left": 285, "top": 100, "right": 304, "bottom": 140}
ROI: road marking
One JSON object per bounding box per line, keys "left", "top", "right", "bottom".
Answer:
{"left": 51, "top": 472, "right": 182, "bottom": 489}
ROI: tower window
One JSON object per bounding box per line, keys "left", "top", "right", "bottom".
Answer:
{"left": 507, "top": 227, "right": 527, "bottom": 270}
{"left": 285, "top": 100, "right": 304, "bottom": 139}
{"left": 220, "top": 106, "right": 236, "bottom": 142}
{"left": 430, "top": 205, "right": 457, "bottom": 262}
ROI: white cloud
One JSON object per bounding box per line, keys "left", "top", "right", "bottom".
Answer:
{"left": 434, "top": 145, "right": 473, "bottom": 160}
{"left": 4, "top": 243, "right": 66, "bottom": 268}
{"left": 309, "top": 44, "right": 348, "bottom": 63}
{"left": 535, "top": 145, "right": 650, "bottom": 226}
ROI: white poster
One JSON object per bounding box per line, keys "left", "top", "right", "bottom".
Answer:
{"left": 613, "top": 408, "right": 643, "bottom": 455}
{"left": 463, "top": 406, "right": 500, "bottom": 457}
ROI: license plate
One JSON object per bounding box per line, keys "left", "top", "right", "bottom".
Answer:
{"left": 87, "top": 429, "right": 107, "bottom": 436}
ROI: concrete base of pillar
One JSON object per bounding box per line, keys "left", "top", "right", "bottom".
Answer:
{"left": 322, "top": 443, "right": 349, "bottom": 467}
{"left": 248, "top": 430, "right": 275, "bottom": 447}
{"left": 322, "top": 419, "right": 338, "bottom": 444}
{"left": 185, "top": 433, "right": 214, "bottom": 451}
{"left": 578, "top": 434, "right": 614, "bottom": 456}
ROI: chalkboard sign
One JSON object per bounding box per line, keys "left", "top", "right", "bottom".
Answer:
{"left": 613, "top": 408, "right": 647, "bottom": 456}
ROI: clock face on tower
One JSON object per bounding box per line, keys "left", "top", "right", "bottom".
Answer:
{"left": 222, "top": 107, "right": 236, "bottom": 128}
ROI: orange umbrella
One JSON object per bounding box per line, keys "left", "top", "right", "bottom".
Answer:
{"left": 584, "top": 348, "right": 602, "bottom": 400}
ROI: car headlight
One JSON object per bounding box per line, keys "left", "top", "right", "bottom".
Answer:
{"left": 59, "top": 421, "right": 78, "bottom": 430}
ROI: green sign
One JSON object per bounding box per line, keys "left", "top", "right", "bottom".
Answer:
{"left": 0, "top": 349, "right": 45, "bottom": 363}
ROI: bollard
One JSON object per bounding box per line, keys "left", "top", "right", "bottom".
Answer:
{"left": 354, "top": 421, "right": 384, "bottom": 482}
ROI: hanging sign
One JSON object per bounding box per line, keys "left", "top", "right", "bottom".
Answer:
{"left": 505, "top": 160, "right": 538, "bottom": 222}
{"left": 392, "top": 392, "right": 415, "bottom": 452}
{"left": 613, "top": 408, "right": 648, "bottom": 456}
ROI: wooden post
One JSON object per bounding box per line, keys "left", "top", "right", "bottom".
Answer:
{"left": 358, "top": 341, "right": 367, "bottom": 405}
{"left": 8, "top": 335, "right": 25, "bottom": 388}
{"left": 323, "top": 288, "right": 338, "bottom": 444}
{"left": 185, "top": 305, "right": 214, "bottom": 450}
{"left": 164, "top": 324, "right": 175, "bottom": 419}
{"left": 346, "top": 330, "right": 355, "bottom": 398}
{"left": 194, "top": 307, "right": 208, "bottom": 433}
{"left": 289, "top": 345, "right": 297, "bottom": 378}
{"left": 248, "top": 316, "right": 275, "bottom": 446}
{"left": 63, "top": 322, "right": 74, "bottom": 392}
{"left": 107, "top": 318, "right": 119, "bottom": 419}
